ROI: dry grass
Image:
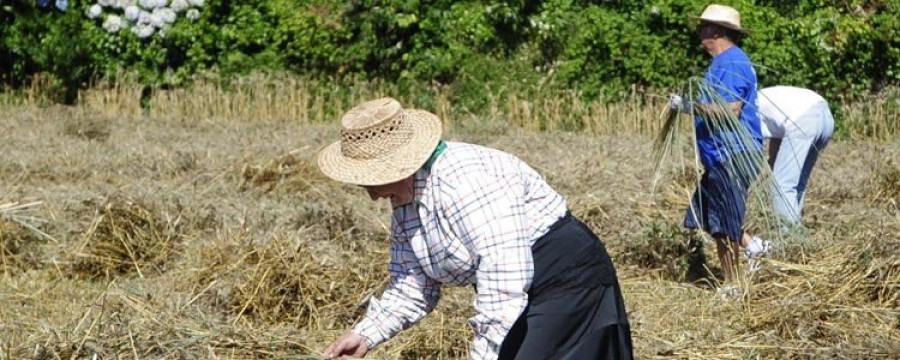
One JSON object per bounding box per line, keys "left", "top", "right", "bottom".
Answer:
{"left": 0, "top": 201, "right": 52, "bottom": 275}
{"left": 1, "top": 89, "right": 899, "bottom": 359}
{"left": 867, "top": 158, "right": 900, "bottom": 207}
{"left": 62, "top": 116, "right": 112, "bottom": 142}
{"left": 5, "top": 73, "right": 900, "bottom": 140}
{"left": 0, "top": 219, "right": 45, "bottom": 274}
{"left": 841, "top": 87, "right": 900, "bottom": 141}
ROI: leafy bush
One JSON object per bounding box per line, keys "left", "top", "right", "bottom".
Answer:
{"left": 552, "top": 1, "right": 705, "bottom": 98}
{"left": 1, "top": 0, "right": 898, "bottom": 103}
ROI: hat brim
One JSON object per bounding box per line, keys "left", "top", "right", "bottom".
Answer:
{"left": 317, "top": 109, "right": 442, "bottom": 186}
{"left": 690, "top": 17, "right": 752, "bottom": 34}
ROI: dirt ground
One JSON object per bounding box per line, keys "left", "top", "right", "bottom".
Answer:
{"left": 1, "top": 105, "right": 898, "bottom": 359}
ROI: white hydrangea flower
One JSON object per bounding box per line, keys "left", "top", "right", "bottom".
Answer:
{"left": 98, "top": 0, "right": 115, "bottom": 7}
{"left": 140, "top": 26, "right": 155, "bottom": 38}
{"left": 138, "top": 0, "right": 165, "bottom": 9}
{"left": 187, "top": 0, "right": 204, "bottom": 7}
{"left": 154, "top": 7, "right": 177, "bottom": 24}
{"left": 185, "top": 8, "right": 200, "bottom": 21}
{"left": 124, "top": 5, "right": 140, "bottom": 20}
{"left": 87, "top": 4, "right": 103, "bottom": 19}
{"left": 138, "top": 10, "right": 152, "bottom": 24}
{"left": 102, "top": 15, "right": 123, "bottom": 33}
{"left": 116, "top": 0, "right": 137, "bottom": 8}
{"left": 149, "top": 13, "right": 164, "bottom": 28}
{"left": 157, "top": 26, "right": 168, "bottom": 38}
{"left": 169, "top": 0, "right": 188, "bottom": 13}
{"left": 133, "top": 23, "right": 155, "bottom": 38}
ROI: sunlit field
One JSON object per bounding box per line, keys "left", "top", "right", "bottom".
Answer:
{"left": 2, "top": 82, "right": 899, "bottom": 359}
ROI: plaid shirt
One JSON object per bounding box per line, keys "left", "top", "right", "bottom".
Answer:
{"left": 353, "top": 142, "right": 567, "bottom": 360}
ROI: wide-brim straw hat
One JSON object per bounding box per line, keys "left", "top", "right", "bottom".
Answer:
{"left": 317, "top": 97, "right": 442, "bottom": 186}
{"left": 690, "top": 4, "right": 751, "bottom": 34}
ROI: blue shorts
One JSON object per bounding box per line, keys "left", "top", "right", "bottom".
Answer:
{"left": 684, "top": 157, "right": 759, "bottom": 241}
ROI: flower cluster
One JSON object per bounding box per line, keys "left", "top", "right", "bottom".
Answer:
{"left": 87, "top": 0, "right": 205, "bottom": 39}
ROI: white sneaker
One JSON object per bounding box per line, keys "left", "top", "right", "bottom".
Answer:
{"left": 716, "top": 284, "right": 740, "bottom": 300}
{"left": 744, "top": 236, "right": 770, "bottom": 272}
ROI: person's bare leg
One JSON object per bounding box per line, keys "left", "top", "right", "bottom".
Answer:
{"left": 740, "top": 232, "right": 753, "bottom": 248}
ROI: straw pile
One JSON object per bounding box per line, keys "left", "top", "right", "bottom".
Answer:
{"left": 70, "top": 197, "right": 183, "bottom": 279}
{"left": 189, "top": 231, "right": 379, "bottom": 328}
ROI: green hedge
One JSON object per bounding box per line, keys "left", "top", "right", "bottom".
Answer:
{"left": 1, "top": 0, "right": 898, "bottom": 104}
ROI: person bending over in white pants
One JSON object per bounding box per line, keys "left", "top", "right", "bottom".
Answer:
{"left": 757, "top": 86, "right": 834, "bottom": 225}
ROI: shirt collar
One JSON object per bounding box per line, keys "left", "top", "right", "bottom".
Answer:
{"left": 423, "top": 140, "right": 447, "bottom": 171}
{"left": 413, "top": 141, "right": 448, "bottom": 207}
{"left": 413, "top": 167, "right": 430, "bottom": 207}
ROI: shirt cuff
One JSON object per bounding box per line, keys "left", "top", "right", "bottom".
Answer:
{"left": 352, "top": 318, "right": 389, "bottom": 350}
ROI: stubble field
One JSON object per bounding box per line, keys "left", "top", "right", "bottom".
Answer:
{"left": 1, "top": 103, "right": 899, "bottom": 359}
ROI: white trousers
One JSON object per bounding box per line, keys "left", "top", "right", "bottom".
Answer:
{"left": 770, "top": 101, "right": 834, "bottom": 224}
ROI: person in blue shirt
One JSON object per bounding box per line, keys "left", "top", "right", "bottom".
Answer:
{"left": 669, "top": 4, "right": 768, "bottom": 296}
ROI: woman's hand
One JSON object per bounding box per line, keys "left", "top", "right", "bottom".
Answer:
{"left": 668, "top": 94, "right": 692, "bottom": 113}
{"left": 324, "top": 333, "right": 369, "bottom": 359}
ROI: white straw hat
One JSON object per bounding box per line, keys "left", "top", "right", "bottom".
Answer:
{"left": 317, "top": 97, "right": 442, "bottom": 186}
{"left": 691, "top": 4, "right": 751, "bottom": 34}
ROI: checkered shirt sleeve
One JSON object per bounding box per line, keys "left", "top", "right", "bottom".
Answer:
{"left": 352, "top": 233, "right": 442, "bottom": 349}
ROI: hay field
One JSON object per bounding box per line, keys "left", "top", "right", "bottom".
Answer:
{"left": 1, "top": 104, "right": 899, "bottom": 359}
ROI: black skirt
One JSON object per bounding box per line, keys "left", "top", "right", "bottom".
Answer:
{"left": 498, "top": 213, "right": 633, "bottom": 360}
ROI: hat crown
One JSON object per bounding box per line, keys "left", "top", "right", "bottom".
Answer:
{"left": 699, "top": 4, "right": 741, "bottom": 28}
{"left": 339, "top": 97, "right": 415, "bottom": 160}
{"left": 341, "top": 97, "right": 401, "bottom": 129}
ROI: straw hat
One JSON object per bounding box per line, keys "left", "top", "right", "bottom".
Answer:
{"left": 317, "top": 97, "right": 442, "bottom": 186}
{"left": 691, "top": 4, "right": 751, "bottom": 34}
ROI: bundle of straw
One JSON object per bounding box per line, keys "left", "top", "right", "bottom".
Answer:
{"left": 0, "top": 201, "right": 54, "bottom": 241}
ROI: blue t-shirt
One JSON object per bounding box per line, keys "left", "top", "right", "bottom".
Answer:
{"left": 695, "top": 46, "right": 762, "bottom": 168}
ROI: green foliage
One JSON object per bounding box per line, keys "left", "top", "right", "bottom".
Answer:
{"left": 1, "top": 4, "right": 100, "bottom": 102}
{"left": 742, "top": 3, "right": 886, "bottom": 101}
{"left": 277, "top": 2, "right": 354, "bottom": 75}
{"left": 103, "top": 0, "right": 288, "bottom": 85}
{"left": 554, "top": 1, "right": 703, "bottom": 98}
{"left": 1, "top": 0, "right": 899, "bottom": 104}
